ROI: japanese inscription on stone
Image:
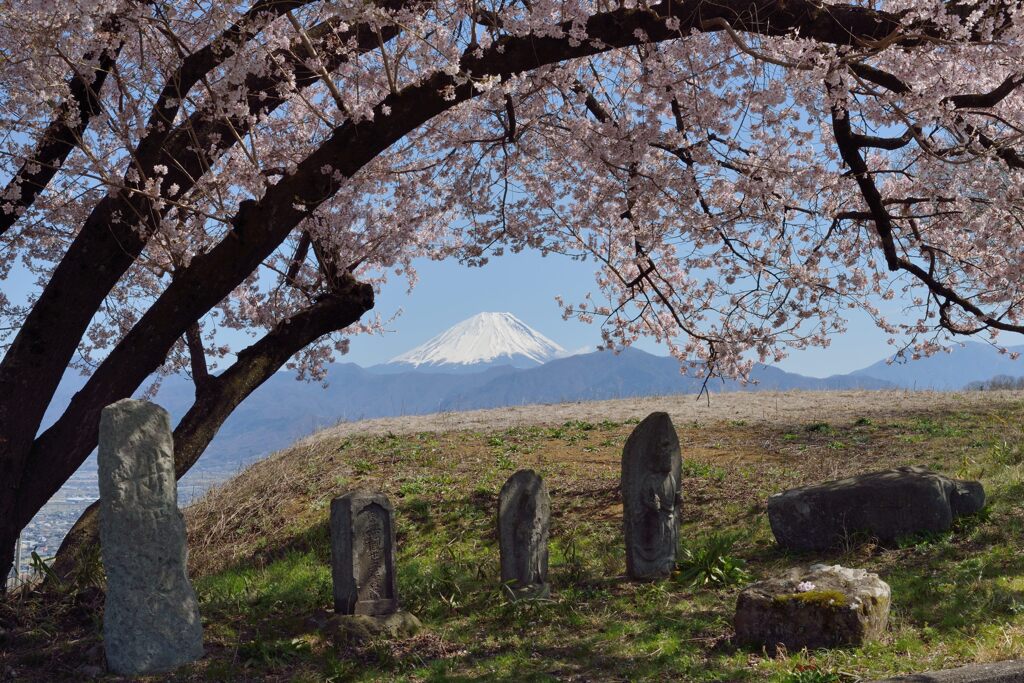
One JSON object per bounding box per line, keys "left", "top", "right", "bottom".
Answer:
{"left": 331, "top": 492, "right": 398, "bottom": 616}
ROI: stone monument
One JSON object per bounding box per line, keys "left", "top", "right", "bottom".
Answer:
{"left": 98, "top": 399, "right": 203, "bottom": 676}
{"left": 327, "top": 491, "right": 420, "bottom": 642}
{"left": 331, "top": 491, "right": 399, "bottom": 615}
{"left": 498, "top": 469, "right": 550, "bottom": 599}
{"left": 621, "top": 411, "right": 682, "bottom": 580}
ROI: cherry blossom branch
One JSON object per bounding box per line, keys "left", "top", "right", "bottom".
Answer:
{"left": 0, "top": 2, "right": 419, "bottom": 500}
{"left": 829, "top": 77, "right": 1024, "bottom": 337}
{"left": 0, "top": 13, "right": 123, "bottom": 238}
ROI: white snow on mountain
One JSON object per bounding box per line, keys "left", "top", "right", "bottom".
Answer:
{"left": 389, "top": 312, "right": 567, "bottom": 368}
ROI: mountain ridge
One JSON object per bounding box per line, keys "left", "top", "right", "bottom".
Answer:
{"left": 849, "top": 342, "right": 1024, "bottom": 390}
{"left": 41, "top": 320, "right": 1024, "bottom": 479}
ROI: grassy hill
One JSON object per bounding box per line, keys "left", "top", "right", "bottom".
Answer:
{"left": 6, "top": 390, "right": 1024, "bottom": 681}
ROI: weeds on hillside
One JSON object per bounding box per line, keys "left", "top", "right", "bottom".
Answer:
{"left": 8, "top": 403, "right": 1024, "bottom": 681}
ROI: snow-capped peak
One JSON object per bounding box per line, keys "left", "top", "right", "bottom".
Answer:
{"left": 389, "top": 312, "right": 566, "bottom": 368}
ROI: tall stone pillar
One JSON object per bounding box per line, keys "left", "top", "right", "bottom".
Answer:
{"left": 498, "top": 469, "right": 550, "bottom": 600}
{"left": 621, "top": 411, "right": 682, "bottom": 580}
{"left": 99, "top": 399, "right": 203, "bottom": 675}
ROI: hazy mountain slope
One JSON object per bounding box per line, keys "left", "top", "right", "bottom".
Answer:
{"left": 851, "top": 343, "right": 1024, "bottom": 390}
{"left": 440, "top": 348, "right": 895, "bottom": 411}
{"left": 142, "top": 348, "right": 892, "bottom": 468}
{"left": 42, "top": 345, "right": 898, "bottom": 474}
{"left": 142, "top": 363, "right": 518, "bottom": 467}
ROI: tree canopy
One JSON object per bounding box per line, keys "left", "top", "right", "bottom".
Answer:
{"left": 2, "top": 0, "right": 1024, "bottom": 581}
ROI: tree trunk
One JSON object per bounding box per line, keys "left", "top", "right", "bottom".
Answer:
{"left": 50, "top": 279, "right": 374, "bottom": 581}
{"left": 0, "top": 521, "right": 16, "bottom": 590}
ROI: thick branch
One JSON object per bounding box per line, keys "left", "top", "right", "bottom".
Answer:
{"left": 0, "top": 17, "right": 122, "bottom": 239}
{"left": 0, "top": 0, "right": 316, "bottom": 240}
{"left": 184, "top": 323, "right": 211, "bottom": 396}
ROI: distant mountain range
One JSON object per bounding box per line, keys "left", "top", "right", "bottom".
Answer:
{"left": 850, "top": 343, "right": 1024, "bottom": 391}
{"left": 40, "top": 313, "right": 1024, "bottom": 473}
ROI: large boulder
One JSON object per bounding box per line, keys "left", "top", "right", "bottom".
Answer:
{"left": 768, "top": 466, "right": 984, "bottom": 551}
{"left": 734, "top": 564, "right": 890, "bottom": 651}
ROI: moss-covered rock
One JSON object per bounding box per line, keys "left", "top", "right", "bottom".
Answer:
{"left": 772, "top": 589, "right": 849, "bottom": 609}
{"left": 734, "top": 564, "right": 890, "bottom": 651}
{"left": 308, "top": 609, "right": 423, "bottom": 645}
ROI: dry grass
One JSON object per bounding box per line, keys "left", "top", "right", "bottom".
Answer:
{"left": 299, "top": 389, "right": 1024, "bottom": 440}
{"left": 185, "top": 390, "right": 1024, "bottom": 579}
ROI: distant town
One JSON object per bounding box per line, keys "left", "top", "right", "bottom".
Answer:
{"left": 12, "top": 456, "right": 244, "bottom": 579}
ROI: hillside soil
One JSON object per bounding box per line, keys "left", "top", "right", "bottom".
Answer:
{"left": 4, "top": 390, "right": 1024, "bottom": 681}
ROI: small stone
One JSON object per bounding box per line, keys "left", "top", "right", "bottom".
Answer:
{"left": 331, "top": 491, "right": 399, "bottom": 616}
{"left": 768, "top": 466, "right": 986, "bottom": 551}
{"left": 98, "top": 399, "right": 203, "bottom": 676}
{"left": 621, "top": 412, "right": 682, "bottom": 580}
{"left": 734, "top": 564, "right": 891, "bottom": 651}
{"left": 498, "top": 469, "right": 550, "bottom": 600}
{"left": 325, "top": 611, "right": 422, "bottom": 644}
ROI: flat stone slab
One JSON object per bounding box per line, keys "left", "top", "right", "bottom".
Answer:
{"left": 734, "top": 563, "right": 890, "bottom": 651}
{"left": 869, "top": 660, "right": 1024, "bottom": 682}
{"left": 768, "top": 466, "right": 985, "bottom": 551}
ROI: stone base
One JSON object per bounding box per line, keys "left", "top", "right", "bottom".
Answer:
{"left": 314, "top": 611, "right": 422, "bottom": 644}
{"left": 502, "top": 582, "right": 551, "bottom": 602}
{"left": 734, "top": 564, "right": 890, "bottom": 651}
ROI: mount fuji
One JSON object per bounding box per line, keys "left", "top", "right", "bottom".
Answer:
{"left": 383, "top": 312, "right": 568, "bottom": 372}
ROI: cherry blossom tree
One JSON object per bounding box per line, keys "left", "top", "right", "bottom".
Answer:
{"left": 2, "top": 0, "right": 1023, "bottom": 584}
